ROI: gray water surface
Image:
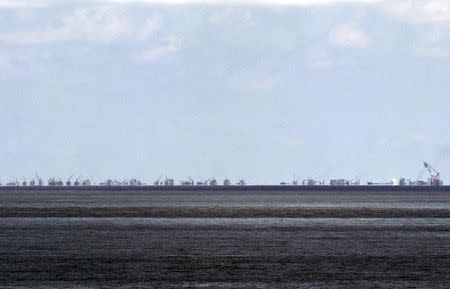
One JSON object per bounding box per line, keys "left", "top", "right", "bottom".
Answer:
{"left": 1, "top": 189, "right": 449, "bottom": 288}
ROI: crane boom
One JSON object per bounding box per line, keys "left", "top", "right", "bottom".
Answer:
{"left": 424, "top": 162, "right": 439, "bottom": 174}
{"left": 424, "top": 162, "right": 442, "bottom": 186}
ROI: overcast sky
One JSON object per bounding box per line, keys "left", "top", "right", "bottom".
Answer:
{"left": 1, "top": 0, "right": 450, "bottom": 184}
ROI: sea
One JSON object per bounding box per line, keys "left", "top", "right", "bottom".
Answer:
{"left": 0, "top": 189, "right": 449, "bottom": 288}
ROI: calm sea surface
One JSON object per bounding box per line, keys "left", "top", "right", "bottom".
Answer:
{"left": 0, "top": 189, "right": 449, "bottom": 288}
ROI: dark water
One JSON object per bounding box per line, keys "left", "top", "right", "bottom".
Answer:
{"left": 0, "top": 189, "right": 449, "bottom": 288}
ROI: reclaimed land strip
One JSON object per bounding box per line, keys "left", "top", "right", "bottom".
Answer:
{"left": 2, "top": 185, "right": 450, "bottom": 192}
{"left": 1, "top": 206, "right": 450, "bottom": 218}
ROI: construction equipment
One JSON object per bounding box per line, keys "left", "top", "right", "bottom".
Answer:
{"left": 223, "top": 179, "right": 231, "bottom": 186}
{"left": 35, "top": 173, "right": 43, "bottom": 186}
{"left": 330, "top": 179, "right": 350, "bottom": 186}
{"left": 164, "top": 177, "right": 174, "bottom": 186}
{"left": 196, "top": 178, "right": 211, "bottom": 186}
{"left": 398, "top": 178, "right": 415, "bottom": 186}
{"left": 424, "top": 162, "right": 443, "bottom": 186}
{"left": 66, "top": 175, "right": 73, "bottom": 186}
{"left": 48, "top": 177, "right": 63, "bottom": 186}
{"left": 302, "top": 178, "right": 318, "bottom": 186}
{"left": 399, "top": 178, "right": 407, "bottom": 186}
{"left": 6, "top": 180, "right": 19, "bottom": 186}
{"left": 181, "top": 177, "right": 194, "bottom": 186}
{"left": 129, "top": 178, "right": 143, "bottom": 186}
{"left": 412, "top": 180, "right": 428, "bottom": 186}
{"left": 237, "top": 179, "right": 246, "bottom": 186}
{"left": 209, "top": 178, "right": 217, "bottom": 186}
{"left": 100, "top": 179, "right": 113, "bottom": 186}
{"left": 154, "top": 175, "right": 162, "bottom": 186}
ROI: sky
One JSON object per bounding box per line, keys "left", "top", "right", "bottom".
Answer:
{"left": 1, "top": 0, "right": 450, "bottom": 184}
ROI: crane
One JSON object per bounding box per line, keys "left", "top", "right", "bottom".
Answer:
{"left": 181, "top": 177, "right": 194, "bottom": 186}
{"left": 237, "top": 179, "right": 246, "bottom": 186}
{"left": 209, "top": 178, "right": 217, "bottom": 186}
{"left": 66, "top": 175, "right": 73, "bottom": 186}
{"left": 424, "top": 162, "right": 443, "bottom": 186}
{"left": 154, "top": 175, "right": 162, "bottom": 186}
{"left": 196, "top": 178, "right": 211, "bottom": 186}
{"left": 35, "top": 173, "right": 43, "bottom": 186}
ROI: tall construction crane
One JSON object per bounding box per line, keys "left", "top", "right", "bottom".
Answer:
{"left": 35, "top": 173, "right": 43, "bottom": 186}
{"left": 424, "top": 162, "right": 443, "bottom": 186}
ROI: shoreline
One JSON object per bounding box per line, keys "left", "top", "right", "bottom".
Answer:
{"left": 1, "top": 185, "right": 450, "bottom": 192}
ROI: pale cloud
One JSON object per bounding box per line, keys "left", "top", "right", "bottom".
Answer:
{"left": 379, "top": 0, "right": 450, "bottom": 57}
{"left": 380, "top": 0, "right": 450, "bottom": 23}
{"left": 0, "top": 7, "right": 160, "bottom": 45}
{"left": 0, "top": 0, "right": 46, "bottom": 8}
{"left": 209, "top": 8, "right": 253, "bottom": 24}
{"left": 329, "top": 24, "right": 369, "bottom": 48}
{"left": 0, "top": 0, "right": 382, "bottom": 6}
{"left": 107, "top": 0, "right": 381, "bottom": 5}
{"left": 14, "top": 8, "right": 38, "bottom": 22}
{"left": 137, "top": 36, "right": 181, "bottom": 61}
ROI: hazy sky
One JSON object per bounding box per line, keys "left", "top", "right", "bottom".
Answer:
{"left": 1, "top": 0, "right": 450, "bottom": 184}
